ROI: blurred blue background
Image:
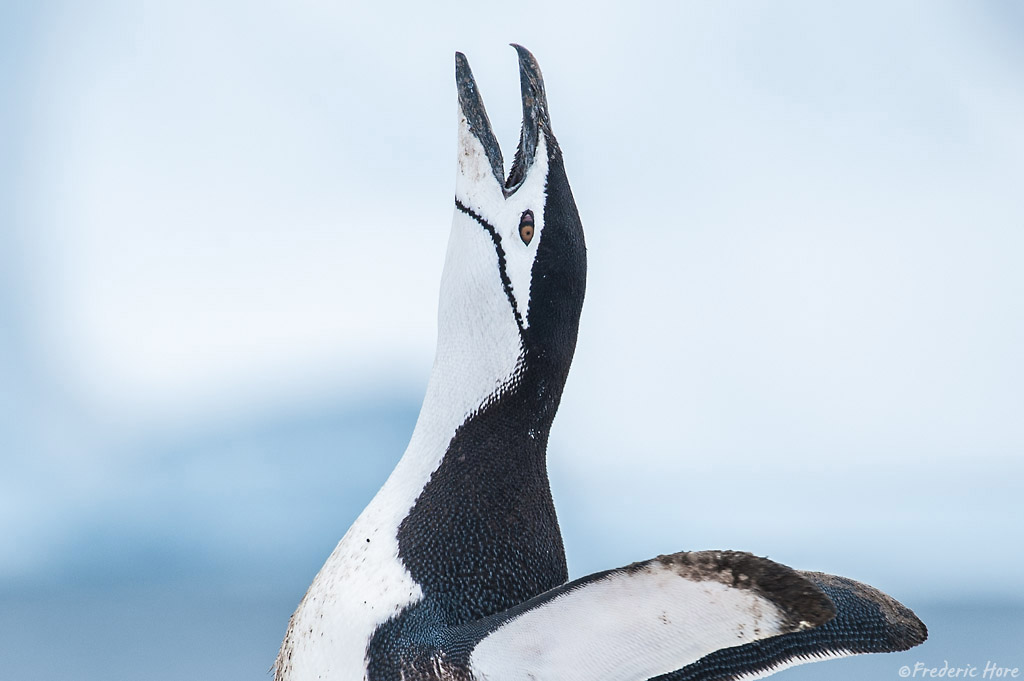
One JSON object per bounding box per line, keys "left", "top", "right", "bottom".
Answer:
{"left": 2, "top": 1, "right": 1022, "bottom": 679}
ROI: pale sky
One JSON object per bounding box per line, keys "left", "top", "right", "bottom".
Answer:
{"left": 2, "top": 1, "right": 1023, "bottom": 599}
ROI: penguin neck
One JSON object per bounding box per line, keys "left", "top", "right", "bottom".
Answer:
{"left": 393, "top": 341, "right": 571, "bottom": 623}
{"left": 406, "top": 338, "right": 568, "bottom": 472}
{"left": 456, "top": 347, "right": 565, "bottom": 421}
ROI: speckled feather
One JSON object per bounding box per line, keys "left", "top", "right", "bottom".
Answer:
{"left": 657, "top": 573, "right": 929, "bottom": 681}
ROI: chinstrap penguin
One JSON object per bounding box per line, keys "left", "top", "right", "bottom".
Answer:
{"left": 275, "top": 45, "right": 927, "bottom": 681}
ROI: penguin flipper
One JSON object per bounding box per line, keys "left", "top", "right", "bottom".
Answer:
{"left": 443, "top": 551, "right": 837, "bottom": 681}
{"left": 655, "top": 571, "right": 928, "bottom": 681}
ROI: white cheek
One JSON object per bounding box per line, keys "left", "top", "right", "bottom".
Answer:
{"left": 470, "top": 137, "right": 550, "bottom": 331}
{"left": 454, "top": 108, "right": 551, "bottom": 331}
{"left": 502, "top": 139, "right": 549, "bottom": 329}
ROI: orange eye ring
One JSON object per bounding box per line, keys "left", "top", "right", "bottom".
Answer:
{"left": 519, "top": 210, "right": 535, "bottom": 245}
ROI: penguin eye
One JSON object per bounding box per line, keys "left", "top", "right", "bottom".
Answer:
{"left": 519, "top": 210, "right": 535, "bottom": 245}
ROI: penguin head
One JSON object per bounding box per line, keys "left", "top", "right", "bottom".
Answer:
{"left": 438, "top": 46, "right": 586, "bottom": 406}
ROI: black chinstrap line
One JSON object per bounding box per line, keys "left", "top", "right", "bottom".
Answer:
{"left": 454, "top": 198, "right": 526, "bottom": 336}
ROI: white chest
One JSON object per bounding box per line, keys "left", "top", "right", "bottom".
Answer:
{"left": 276, "top": 479, "right": 424, "bottom": 680}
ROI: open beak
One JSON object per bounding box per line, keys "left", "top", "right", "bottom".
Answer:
{"left": 455, "top": 45, "right": 552, "bottom": 198}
